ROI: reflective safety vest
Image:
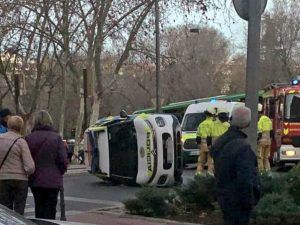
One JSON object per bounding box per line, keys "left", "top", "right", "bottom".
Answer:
{"left": 258, "top": 115, "right": 272, "bottom": 133}
{"left": 196, "top": 117, "right": 213, "bottom": 144}
{"left": 258, "top": 115, "right": 272, "bottom": 141}
{"left": 212, "top": 119, "right": 230, "bottom": 139}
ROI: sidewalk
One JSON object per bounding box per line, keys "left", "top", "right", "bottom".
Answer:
{"left": 67, "top": 209, "right": 201, "bottom": 225}
{"left": 66, "top": 164, "right": 88, "bottom": 175}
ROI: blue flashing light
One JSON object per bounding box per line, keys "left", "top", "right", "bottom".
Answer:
{"left": 210, "top": 99, "right": 217, "bottom": 103}
{"left": 292, "top": 79, "right": 299, "bottom": 85}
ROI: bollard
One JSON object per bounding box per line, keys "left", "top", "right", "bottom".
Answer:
{"left": 60, "top": 187, "right": 66, "bottom": 221}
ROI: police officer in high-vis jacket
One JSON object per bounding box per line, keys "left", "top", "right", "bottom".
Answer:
{"left": 195, "top": 106, "right": 215, "bottom": 175}
{"left": 257, "top": 103, "right": 273, "bottom": 172}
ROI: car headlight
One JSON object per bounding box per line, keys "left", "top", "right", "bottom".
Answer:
{"left": 282, "top": 150, "right": 296, "bottom": 157}
{"left": 155, "top": 117, "right": 165, "bottom": 127}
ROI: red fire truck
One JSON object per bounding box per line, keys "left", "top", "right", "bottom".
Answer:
{"left": 262, "top": 77, "right": 300, "bottom": 166}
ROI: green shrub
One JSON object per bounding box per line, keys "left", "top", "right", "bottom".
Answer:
{"left": 255, "top": 193, "right": 300, "bottom": 224}
{"left": 124, "top": 187, "right": 175, "bottom": 217}
{"left": 259, "top": 172, "right": 287, "bottom": 197}
{"left": 287, "top": 164, "right": 300, "bottom": 178}
{"left": 287, "top": 164, "right": 300, "bottom": 205}
{"left": 177, "top": 174, "right": 216, "bottom": 210}
{"left": 288, "top": 177, "right": 300, "bottom": 205}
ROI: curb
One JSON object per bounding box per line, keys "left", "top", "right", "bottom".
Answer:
{"left": 93, "top": 207, "right": 202, "bottom": 225}
{"left": 65, "top": 171, "right": 88, "bottom": 177}
{"left": 65, "top": 166, "right": 88, "bottom": 176}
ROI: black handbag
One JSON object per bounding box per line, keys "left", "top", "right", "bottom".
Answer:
{"left": 0, "top": 137, "right": 22, "bottom": 170}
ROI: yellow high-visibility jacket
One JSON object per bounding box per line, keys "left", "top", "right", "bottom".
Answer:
{"left": 258, "top": 115, "right": 272, "bottom": 133}
{"left": 212, "top": 119, "right": 230, "bottom": 138}
{"left": 196, "top": 117, "right": 213, "bottom": 144}
{"left": 258, "top": 115, "right": 272, "bottom": 141}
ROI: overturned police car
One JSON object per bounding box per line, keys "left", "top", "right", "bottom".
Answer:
{"left": 84, "top": 113, "right": 183, "bottom": 186}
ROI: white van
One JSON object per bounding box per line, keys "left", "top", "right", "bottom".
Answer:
{"left": 84, "top": 113, "right": 183, "bottom": 187}
{"left": 181, "top": 101, "right": 244, "bottom": 165}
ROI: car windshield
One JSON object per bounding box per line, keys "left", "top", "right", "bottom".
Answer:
{"left": 285, "top": 93, "right": 300, "bottom": 121}
{"left": 182, "top": 113, "right": 206, "bottom": 131}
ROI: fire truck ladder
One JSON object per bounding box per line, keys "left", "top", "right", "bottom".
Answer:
{"left": 264, "top": 83, "right": 289, "bottom": 91}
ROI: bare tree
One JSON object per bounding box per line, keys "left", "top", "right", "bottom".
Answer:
{"left": 261, "top": 0, "right": 300, "bottom": 86}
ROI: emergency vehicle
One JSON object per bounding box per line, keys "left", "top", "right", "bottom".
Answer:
{"left": 84, "top": 113, "right": 183, "bottom": 186}
{"left": 181, "top": 101, "right": 244, "bottom": 165}
{"left": 262, "top": 77, "right": 300, "bottom": 165}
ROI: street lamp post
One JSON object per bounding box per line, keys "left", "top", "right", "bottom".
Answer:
{"left": 233, "top": 0, "right": 267, "bottom": 151}
{"left": 155, "top": 0, "right": 161, "bottom": 113}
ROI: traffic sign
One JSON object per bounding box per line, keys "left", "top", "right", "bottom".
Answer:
{"left": 233, "top": 0, "right": 268, "bottom": 21}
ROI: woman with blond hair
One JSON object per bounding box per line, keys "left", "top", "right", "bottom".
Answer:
{"left": 26, "top": 110, "right": 68, "bottom": 219}
{"left": 0, "top": 116, "right": 35, "bottom": 215}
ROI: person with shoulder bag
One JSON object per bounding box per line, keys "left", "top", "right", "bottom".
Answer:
{"left": 26, "top": 110, "right": 68, "bottom": 220}
{"left": 0, "top": 116, "right": 35, "bottom": 215}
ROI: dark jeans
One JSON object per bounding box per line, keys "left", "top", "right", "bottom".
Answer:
{"left": 31, "top": 187, "right": 60, "bottom": 219}
{"left": 222, "top": 206, "right": 251, "bottom": 225}
{"left": 0, "top": 180, "right": 28, "bottom": 215}
{"left": 217, "top": 196, "right": 251, "bottom": 225}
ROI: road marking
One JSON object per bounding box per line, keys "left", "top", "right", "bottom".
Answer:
{"left": 58, "top": 210, "right": 83, "bottom": 216}
{"left": 25, "top": 208, "right": 35, "bottom": 213}
{"left": 25, "top": 210, "right": 83, "bottom": 217}
{"left": 27, "top": 193, "right": 122, "bottom": 207}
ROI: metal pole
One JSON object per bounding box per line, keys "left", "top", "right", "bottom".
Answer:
{"left": 60, "top": 187, "right": 66, "bottom": 221}
{"left": 155, "top": 0, "right": 161, "bottom": 113}
{"left": 245, "top": 0, "right": 262, "bottom": 152}
{"left": 83, "top": 69, "right": 88, "bottom": 131}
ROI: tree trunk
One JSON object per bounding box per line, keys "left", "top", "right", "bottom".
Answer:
{"left": 59, "top": 54, "right": 67, "bottom": 136}
{"left": 58, "top": 0, "right": 70, "bottom": 137}
{"left": 89, "top": 95, "right": 101, "bottom": 126}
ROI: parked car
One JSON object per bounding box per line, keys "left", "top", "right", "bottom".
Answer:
{"left": 84, "top": 113, "right": 183, "bottom": 186}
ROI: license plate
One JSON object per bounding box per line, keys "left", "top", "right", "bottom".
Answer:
{"left": 190, "top": 151, "right": 199, "bottom": 156}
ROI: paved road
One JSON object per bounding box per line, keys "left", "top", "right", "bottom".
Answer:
{"left": 25, "top": 164, "right": 291, "bottom": 220}
{"left": 25, "top": 168, "right": 196, "bottom": 219}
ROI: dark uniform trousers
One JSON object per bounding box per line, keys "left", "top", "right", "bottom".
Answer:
{"left": 31, "top": 187, "right": 60, "bottom": 219}
{"left": 222, "top": 207, "right": 251, "bottom": 225}
{"left": 0, "top": 180, "right": 28, "bottom": 215}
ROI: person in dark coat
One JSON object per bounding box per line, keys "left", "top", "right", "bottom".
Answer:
{"left": 26, "top": 110, "right": 68, "bottom": 219}
{"left": 211, "top": 106, "right": 260, "bottom": 225}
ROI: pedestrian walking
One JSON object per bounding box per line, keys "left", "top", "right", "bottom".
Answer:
{"left": 26, "top": 110, "right": 68, "bottom": 219}
{"left": 257, "top": 103, "right": 272, "bottom": 172}
{"left": 0, "top": 108, "right": 12, "bottom": 134}
{"left": 0, "top": 116, "right": 35, "bottom": 215}
{"left": 211, "top": 106, "right": 260, "bottom": 225}
{"left": 66, "top": 139, "right": 75, "bottom": 163}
